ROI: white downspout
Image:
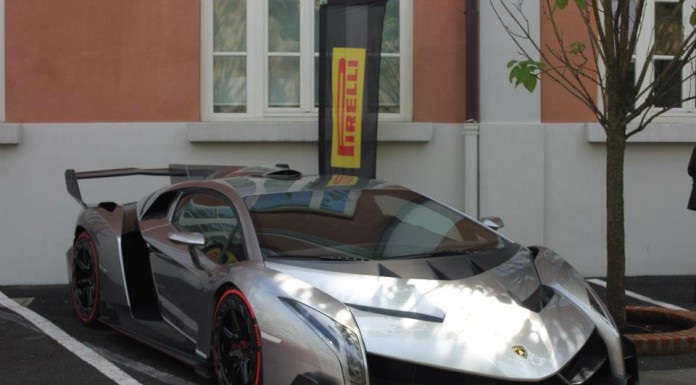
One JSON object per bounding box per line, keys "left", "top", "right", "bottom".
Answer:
{"left": 463, "top": 123, "right": 479, "bottom": 218}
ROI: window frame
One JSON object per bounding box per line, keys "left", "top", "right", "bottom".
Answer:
{"left": 632, "top": 0, "right": 696, "bottom": 117}
{"left": 200, "top": 0, "right": 413, "bottom": 122}
{"left": 170, "top": 189, "right": 248, "bottom": 264}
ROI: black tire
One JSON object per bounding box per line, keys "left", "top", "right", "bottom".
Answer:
{"left": 71, "top": 231, "right": 100, "bottom": 326}
{"left": 212, "top": 289, "right": 262, "bottom": 385}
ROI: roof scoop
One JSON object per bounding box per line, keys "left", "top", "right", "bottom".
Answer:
{"left": 263, "top": 167, "right": 303, "bottom": 180}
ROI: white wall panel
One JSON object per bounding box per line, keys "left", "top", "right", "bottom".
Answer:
{"left": 480, "top": 123, "right": 696, "bottom": 277}
{"left": 3, "top": 122, "right": 695, "bottom": 283}
{"left": 479, "top": 1, "right": 540, "bottom": 123}
{"left": 0, "top": 123, "right": 469, "bottom": 284}
{"left": 479, "top": 123, "right": 546, "bottom": 246}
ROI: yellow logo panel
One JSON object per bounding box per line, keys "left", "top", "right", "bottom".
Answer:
{"left": 327, "top": 175, "right": 359, "bottom": 186}
{"left": 331, "top": 47, "right": 365, "bottom": 169}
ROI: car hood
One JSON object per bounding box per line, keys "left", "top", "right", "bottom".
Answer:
{"left": 265, "top": 250, "right": 600, "bottom": 381}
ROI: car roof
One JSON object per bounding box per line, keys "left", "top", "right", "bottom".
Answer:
{"left": 202, "top": 166, "right": 409, "bottom": 198}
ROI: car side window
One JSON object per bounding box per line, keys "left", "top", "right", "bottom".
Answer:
{"left": 171, "top": 191, "right": 247, "bottom": 264}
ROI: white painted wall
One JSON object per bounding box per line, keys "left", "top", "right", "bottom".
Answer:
{"left": 478, "top": 2, "right": 696, "bottom": 279}
{"left": 1, "top": 121, "right": 694, "bottom": 283}
{"left": 479, "top": 123, "right": 696, "bottom": 277}
{"left": 2, "top": 0, "right": 693, "bottom": 283}
{"left": 479, "top": 0, "right": 540, "bottom": 123}
{"left": 0, "top": 123, "right": 469, "bottom": 285}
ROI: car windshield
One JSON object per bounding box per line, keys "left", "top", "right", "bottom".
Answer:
{"left": 245, "top": 188, "right": 509, "bottom": 260}
{"left": 244, "top": 188, "right": 510, "bottom": 261}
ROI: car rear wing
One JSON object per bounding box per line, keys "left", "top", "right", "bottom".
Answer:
{"left": 65, "top": 164, "right": 226, "bottom": 207}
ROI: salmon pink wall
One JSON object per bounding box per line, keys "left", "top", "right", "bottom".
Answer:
{"left": 5, "top": 1, "right": 200, "bottom": 122}
{"left": 413, "top": 0, "right": 468, "bottom": 123}
{"left": 540, "top": 3, "right": 596, "bottom": 123}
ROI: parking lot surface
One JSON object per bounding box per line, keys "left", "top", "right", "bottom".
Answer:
{"left": 0, "top": 285, "right": 212, "bottom": 385}
{"left": 1, "top": 276, "right": 695, "bottom": 385}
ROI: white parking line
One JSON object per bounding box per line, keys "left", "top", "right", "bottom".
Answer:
{"left": 0, "top": 289, "right": 142, "bottom": 385}
{"left": 587, "top": 279, "right": 688, "bottom": 311}
{"left": 87, "top": 344, "right": 200, "bottom": 385}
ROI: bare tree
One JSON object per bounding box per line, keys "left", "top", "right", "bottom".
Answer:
{"left": 490, "top": 0, "right": 696, "bottom": 329}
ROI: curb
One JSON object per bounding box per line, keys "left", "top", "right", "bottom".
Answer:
{"left": 625, "top": 306, "right": 696, "bottom": 356}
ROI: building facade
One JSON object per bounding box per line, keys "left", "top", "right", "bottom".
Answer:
{"left": 0, "top": 0, "right": 694, "bottom": 284}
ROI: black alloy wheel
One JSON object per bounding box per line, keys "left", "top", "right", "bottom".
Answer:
{"left": 212, "top": 289, "right": 262, "bottom": 385}
{"left": 71, "top": 231, "right": 100, "bottom": 326}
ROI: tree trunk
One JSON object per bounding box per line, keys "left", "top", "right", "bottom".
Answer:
{"left": 605, "top": 129, "right": 627, "bottom": 330}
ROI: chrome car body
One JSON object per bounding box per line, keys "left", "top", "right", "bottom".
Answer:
{"left": 65, "top": 165, "right": 638, "bottom": 385}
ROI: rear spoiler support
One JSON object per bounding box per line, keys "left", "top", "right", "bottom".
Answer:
{"left": 65, "top": 165, "right": 225, "bottom": 207}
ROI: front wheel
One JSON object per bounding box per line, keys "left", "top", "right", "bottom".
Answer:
{"left": 71, "top": 231, "right": 100, "bottom": 326}
{"left": 212, "top": 289, "right": 262, "bottom": 385}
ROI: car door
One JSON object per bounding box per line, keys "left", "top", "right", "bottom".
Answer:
{"left": 143, "top": 189, "right": 248, "bottom": 340}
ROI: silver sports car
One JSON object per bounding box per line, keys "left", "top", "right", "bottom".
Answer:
{"left": 65, "top": 164, "right": 638, "bottom": 385}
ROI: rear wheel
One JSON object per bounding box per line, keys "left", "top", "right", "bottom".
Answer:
{"left": 71, "top": 231, "right": 100, "bottom": 326}
{"left": 212, "top": 289, "right": 261, "bottom": 385}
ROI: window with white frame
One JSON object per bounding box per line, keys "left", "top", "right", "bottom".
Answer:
{"left": 201, "top": 0, "right": 412, "bottom": 121}
{"left": 629, "top": 0, "right": 696, "bottom": 112}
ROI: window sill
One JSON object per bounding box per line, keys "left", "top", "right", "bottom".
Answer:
{"left": 187, "top": 121, "right": 433, "bottom": 142}
{"left": 586, "top": 122, "right": 696, "bottom": 143}
{"left": 0, "top": 124, "right": 22, "bottom": 144}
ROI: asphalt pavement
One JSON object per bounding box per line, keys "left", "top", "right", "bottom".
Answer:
{"left": 1, "top": 276, "right": 695, "bottom": 385}
{"left": 0, "top": 284, "right": 212, "bottom": 385}
{"left": 596, "top": 275, "right": 696, "bottom": 384}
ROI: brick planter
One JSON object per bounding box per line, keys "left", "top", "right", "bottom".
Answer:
{"left": 625, "top": 306, "right": 696, "bottom": 355}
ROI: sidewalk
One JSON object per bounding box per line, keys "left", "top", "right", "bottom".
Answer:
{"left": 641, "top": 369, "right": 696, "bottom": 384}
{"left": 590, "top": 275, "right": 696, "bottom": 384}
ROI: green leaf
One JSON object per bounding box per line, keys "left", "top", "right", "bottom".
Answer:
{"left": 516, "top": 67, "right": 531, "bottom": 86}
{"left": 523, "top": 76, "right": 538, "bottom": 93}
{"left": 690, "top": 7, "right": 696, "bottom": 27}
{"left": 507, "top": 60, "right": 544, "bottom": 92}
{"left": 574, "top": 0, "right": 587, "bottom": 11}
{"left": 506, "top": 59, "right": 543, "bottom": 93}
{"left": 569, "top": 41, "right": 587, "bottom": 55}
{"left": 551, "top": 0, "right": 568, "bottom": 14}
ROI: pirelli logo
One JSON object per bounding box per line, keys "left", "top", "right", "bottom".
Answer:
{"left": 331, "top": 47, "right": 365, "bottom": 169}
{"left": 327, "top": 174, "right": 359, "bottom": 186}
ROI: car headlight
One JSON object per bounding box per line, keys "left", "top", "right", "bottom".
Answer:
{"left": 584, "top": 280, "right": 618, "bottom": 330}
{"left": 280, "top": 298, "right": 368, "bottom": 385}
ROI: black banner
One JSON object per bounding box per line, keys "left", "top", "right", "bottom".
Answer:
{"left": 318, "top": 0, "right": 387, "bottom": 179}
